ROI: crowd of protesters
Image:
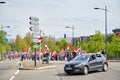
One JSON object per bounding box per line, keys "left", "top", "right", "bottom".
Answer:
{"left": 7, "top": 48, "right": 87, "bottom": 62}
{"left": 7, "top": 51, "right": 20, "bottom": 61}
{"left": 18, "top": 48, "right": 84, "bottom": 62}
{"left": 7, "top": 48, "right": 106, "bottom": 62}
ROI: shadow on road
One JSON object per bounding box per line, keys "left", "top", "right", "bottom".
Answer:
{"left": 0, "top": 67, "right": 19, "bottom": 70}
{"left": 56, "top": 70, "right": 103, "bottom": 77}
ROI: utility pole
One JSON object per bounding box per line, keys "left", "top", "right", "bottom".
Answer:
{"left": 66, "top": 26, "right": 74, "bottom": 45}
{"left": 94, "top": 5, "right": 108, "bottom": 57}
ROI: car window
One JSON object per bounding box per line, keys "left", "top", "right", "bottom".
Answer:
{"left": 89, "top": 55, "right": 96, "bottom": 61}
{"left": 96, "top": 54, "right": 101, "bottom": 58}
{"left": 73, "top": 55, "right": 89, "bottom": 61}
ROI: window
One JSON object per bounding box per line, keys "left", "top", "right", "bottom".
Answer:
{"left": 96, "top": 54, "right": 101, "bottom": 58}
{"left": 89, "top": 55, "right": 96, "bottom": 61}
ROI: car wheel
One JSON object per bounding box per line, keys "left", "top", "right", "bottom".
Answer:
{"left": 83, "top": 66, "right": 88, "bottom": 75}
{"left": 102, "top": 63, "right": 108, "bottom": 72}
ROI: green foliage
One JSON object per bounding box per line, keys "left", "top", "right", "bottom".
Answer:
{"left": 55, "top": 39, "right": 68, "bottom": 50}
{"left": 0, "top": 30, "right": 7, "bottom": 45}
{"left": 9, "top": 39, "right": 16, "bottom": 51}
{"left": 18, "top": 39, "right": 27, "bottom": 51}
{"left": 107, "top": 35, "right": 120, "bottom": 57}
{"left": 0, "top": 43, "right": 5, "bottom": 55}
{"left": 81, "top": 40, "right": 88, "bottom": 51}
{"left": 5, "top": 44, "right": 12, "bottom": 52}
{"left": 1, "top": 29, "right": 119, "bottom": 58}
{"left": 87, "top": 31, "right": 104, "bottom": 53}
{"left": 15, "top": 34, "right": 27, "bottom": 51}
{"left": 107, "top": 43, "right": 116, "bottom": 57}
{"left": 23, "top": 32, "right": 32, "bottom": 45}
{"left": 0, "top": 43, "right": 6, "bottom": 60}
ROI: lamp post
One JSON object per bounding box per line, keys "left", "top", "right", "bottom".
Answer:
{"left": 0, "top": 25, "right": 10, "bottom": 30}
{"left": 0, "top": 25, "right": 10, "bottom": 37}
{"left": 66, "top": 26, "right": 74, "bottom": 45}
{"left": 94, "top": 5, "right": 108, "bottom": 56}
{"left": 0, "top": 1, "right": 6, "bottom": 4}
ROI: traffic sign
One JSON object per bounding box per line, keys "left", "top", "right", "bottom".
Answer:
{"left": 29, "top": 16, "right": 39, "bottom": 21}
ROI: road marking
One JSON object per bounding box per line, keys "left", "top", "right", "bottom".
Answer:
{"left": 14, "top": 70, "right": 20, "bottom": 75}
{"left": 9, "top": 76, "right": 15, "bottom": 80}
{"left": 9, "top": 70, "right": 20, "bottom": 80}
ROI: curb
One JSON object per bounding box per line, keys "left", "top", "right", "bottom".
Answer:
{"left": 19, "top": 65, "right": 56, "bottom": 70}
{"left": 108, "top": 60, "right": 120, "bottom": 62}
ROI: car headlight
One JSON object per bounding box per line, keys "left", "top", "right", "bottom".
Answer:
{"left": 74, "top": 63, "right": 83, "bottom": 68}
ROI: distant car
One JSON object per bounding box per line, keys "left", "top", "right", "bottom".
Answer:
{"left": 64, "top": 53, "right": 108, "bottom": 75}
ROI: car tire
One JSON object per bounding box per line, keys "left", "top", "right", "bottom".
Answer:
{"left": 102, "top": 63, "right": 108, "bottom": 72}
{"left": 83, "top": 66, "right": 88, "bottom": 75}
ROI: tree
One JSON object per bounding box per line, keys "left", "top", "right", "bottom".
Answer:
{"left": 87, "top": 31, "right": 104, "bottom": 53}
{"left": 57, "top": 39, "right": 68, "bottom": 49}
{"left": 18, "top": 39, "right": 27, "bottom": 51}
{"left": 5, "top": 44, "right": 12, "bottom": 54}
{"left": 9, "top": 39, "right": 16, "bottom": 51}
{"left": 115, "top": 37, "right": 120, "bottom": 57}
{"left": 0, "top": 43, "right": 5, "bottom": 60}
{"left": 54, "top": 39, "right": 68, "bottom": 53}
{"left": 0, "top": 30, "right": 6, "bottom": 45}
{"left": 108, "top": 35, "right": 120, "bottom": 58}
{"left": 23, "top": 32, "right": 32, "bottom": 45}
{"left": 81, "top": 38, "right": 88, "bottom": 52}
{"left": 15, "top": 34, "right": 27, "bottom": 52}
{"left": 0, "top": 30, "right": 10, "bottom": 60}
{"left": 15, "top": 35, "right": 22, "bottom": 51}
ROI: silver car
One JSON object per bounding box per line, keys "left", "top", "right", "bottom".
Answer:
{"left": 64, "top": 53, "right": 108, "bottom": 75}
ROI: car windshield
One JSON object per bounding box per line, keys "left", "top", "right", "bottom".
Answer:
{"left": 73, "top": 54, "right": 89, "bottom": 61}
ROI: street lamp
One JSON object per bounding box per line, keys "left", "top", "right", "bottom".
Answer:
{"left": 0, "top": 1, "right": 6, "bottom": 4}
{"left": 0, "top": 25, "right": 10, "bottom": 38}
{"left": 66, "top": 26, "right": 74, "bottom": 45}
{"left": 0, "top": 26, "right": 10, "bottom": 30}
{"left": 94, "top": 5, "right": 108, "bottom": 56}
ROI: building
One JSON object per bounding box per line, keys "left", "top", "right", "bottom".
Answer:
{"left": 112, "top": 28, "right": 120, "bottom": 37}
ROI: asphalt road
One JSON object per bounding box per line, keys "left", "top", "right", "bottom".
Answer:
{"left": 0, "top": 60, "right": 120, "bottom": 80}
{"left": 0, "top": 60, "right": 19, "bottom": 80}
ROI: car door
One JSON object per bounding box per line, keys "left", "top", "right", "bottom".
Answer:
{"left": 88, "top": 54, "right": 97, "bottom": 71}
{"left": 96, "top": 54, "right": 103, "bottom": 68}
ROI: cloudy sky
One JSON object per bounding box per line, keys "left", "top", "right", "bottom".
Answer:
{"left": 0, "top": 0, "right": 120, "bottom": 39}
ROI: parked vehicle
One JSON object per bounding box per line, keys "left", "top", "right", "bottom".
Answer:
{"left": 64, "top": 53, "right": 108, "bottom": 75}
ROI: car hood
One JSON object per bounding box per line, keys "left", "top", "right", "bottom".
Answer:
{"left": 66, "top": 61, "right": 83, "bottom": 65}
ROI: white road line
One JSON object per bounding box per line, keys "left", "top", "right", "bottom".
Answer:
{"left": 9, "top": 70, "right": 20, "bottom": 80}
{"left": 14, "top": 70, "right": 20, "bottom": 75}
{"left": 9, "top": 76, "right": 15, "bottom": 80}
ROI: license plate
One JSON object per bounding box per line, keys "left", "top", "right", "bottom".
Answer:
{"left": 66, "top": 67, "right": 72, "bottom": 70}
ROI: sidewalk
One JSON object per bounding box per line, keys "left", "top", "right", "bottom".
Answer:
{"left": 19, "top": 60, "right": 56, "bottom": 70}
{"left": 107, "top": 59, "right": 120, "bottom": 62}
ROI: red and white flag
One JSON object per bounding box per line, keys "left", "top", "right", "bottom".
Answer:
{"left": 38, "top": 37, "right": 43, "bottom": 42}
{"left": 65, "top": 45, "right": 69, "bottom": 50}
{"left": 76, "top": 48, "right": 81, "bottom": 55}
{"left": 45, "top": 44, "right": 49, "bottom": 50}
{"left": 26, "top": 46, "right": 31, "bottom": 53}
